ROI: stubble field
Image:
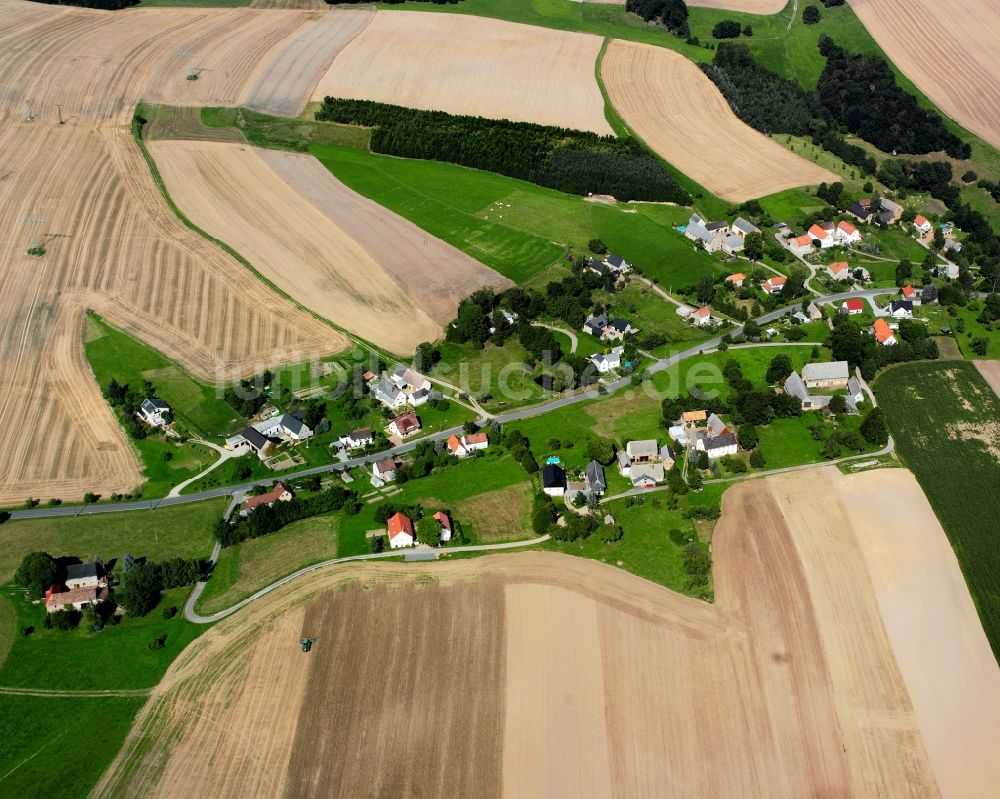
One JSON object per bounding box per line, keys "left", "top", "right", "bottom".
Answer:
{"left": 149, "top": 140, "right": 508, "bottom": 353}
{"left": 849, "top": 0, "right": 1000, "bottom": 151}
{"left": 92, "top": 466, "right": 996, "bottom": 798}
{"left": 311, "top": 10, "right": 614, "bottom": 135}
{"left": 601, "top": 40, "right": 836, "bottom": 201}
{"left": 0, "top": 1, "right": 351, "bottom": 504}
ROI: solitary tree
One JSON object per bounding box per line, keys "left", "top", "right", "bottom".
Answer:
{"left": 765, "top": 354, "right": 793, "bottom": 384}
{"left": 860, "top": 408, "right": 889, "bottom": 446}
{"left": 15, "top": 552, "right": 58, "bottom": 599}
{"left": 803, "top": 5, "right": 821, "bottom": 24}
{"left": 743, "top": 232, "right": 765, "bottom": 261}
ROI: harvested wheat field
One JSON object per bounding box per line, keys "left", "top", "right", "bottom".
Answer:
{"left": 837, "top": 467, "right": 1000, "bottom": 799}
{"left": 602, "top": 40, "right": 836, "bottom": 201}
{"left": 149, "top": 140, "right": 509, "bottom": 353}
{"left": 242, "top": 8, "right": 374, "bottom": 117}
{"left": 312, "top": 11, "right": 613, "bottom": 134}
{"left": 0, "top": 0, "right": 361, "bottom": 503}
{"left": 974, "top": 360, "right": 1000, "bottom": 399}
{"left": 850, "top": 0, "right": 1000, "bottom": 151}
{"left": 94, "top": 465, "right": 1000, "bottom": 798}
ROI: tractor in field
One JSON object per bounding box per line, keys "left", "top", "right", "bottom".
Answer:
{"left": 300, "top": 637, "right": 316, "bottom": 653}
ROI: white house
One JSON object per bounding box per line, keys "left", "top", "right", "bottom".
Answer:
{"left": 726, "top": 273, "right": 746, "bottom": 288}
{"left": 372, "top": 456, "right": 397, "bottom": 482}
{"left": 836, "top": 220, "right": 861, "bottom": 244}
{"left": 583, "top": 314, "right": 637, "bottom": 342}
{"left": 603, "top": 253, "right": 631, "bottom": 276}
{"left": 65, "top": 562, "right": 105, "bottom": 590}
{"left": 826, "top": 261, "right": 851, "bottom": 281}
{"left": 762, "top": 275, "right": 786, "bottom": 294}
{"left": 255, "top": 412, "right": 313, "bottom": 442}
{"left": 629, "top": 462, "right": 664, "bottom": 488}
{"left": 684, "top": 213, "right": 728, "bottom": 252}
{"left": 691, "top": 306, "right": 714, "bottom": 327}
{"left": 433, "top": 511, "right": 453, "bottom": 543}
{"left": 914, "top": 214, "right": 933, "bottom": 235}
{"left": 590, "top": 346, "right": 624, "bottom": 374}
{"left": 888, "top": 300, "right": 914, "bottom": 319}
{"left": 139, "top": 398, "right": 170, "bottom": 428}
{"left": 874, "top": 319, "right": 897, "bottom": 346}
{"left": 732, "top": 216, "right": 760, "bottom": 239}
{"left": 339, "top": 428, "right": 374, "bottom": 450}
{"left": 848, "top": 377, "right": 865, "bottom": 406}
{"left": 692, "top": 414, "right": 738, "bottom": 459}
{"left": 386, "top": 512, "right": 414, "bottom": 549}
{"left": 446, "top": 432, "right": 488, "bottom": 458}
{"left": 371, "top": 365, "right": 432, "bottom": 409}
{"left": 808, "top": 223, "right": 835, "bottom": 249}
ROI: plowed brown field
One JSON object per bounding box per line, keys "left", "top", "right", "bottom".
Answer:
{"left": 94, "top": 467, "right": 995, "bottom": 798}
{"left": 149, "top": 140, "right": 508, "bottom": 353}
{"left": 601, "top": 40, "right": 836, "bottom": 201}
{"left": 312, "top": 11, "right": 613, "bottom": 135}
{"left": 850, "top": 0, "right": 1000, "bottom": 151}
{"left": 0, "top": 0, "right": 367, "bottom": 503}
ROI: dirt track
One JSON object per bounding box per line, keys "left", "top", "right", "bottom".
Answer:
{"left": 601, "top": 40, "right": 836, "bottom": 201}
{"left": 150, "top": 140, "right": 508, "bottom": 353}
{"left": 849, "top": 0, "right": 1000, "bottom": 151}
{"left": 312, "top": 11, "right": 613, "bottom": 135}
{"left": 95, "top": 466, "right": 992, "bottom": 798}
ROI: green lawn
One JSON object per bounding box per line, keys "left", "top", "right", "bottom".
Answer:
{"left": 0, "top": 695, "right": 143, "bottom": 799}
{"left": 541, "top": 482, "right": 725, "bottom": 596}
{"left": 197, "top": 512, "right": 339, "bottom": 615}
{"left": 0, "top": 499, "right": 223, "bottom": 584}
{"left": 873, "top": 361, "right": 1000, "bottom": 659}
{"left": 309, "top": 142, "right": 727, "bottom": 288}
{"left": 0, "top": 587, "right": 205, "bottom": 690}
{"left": 597, "top": 282, "right": 710, "bottom": 349}
{"left": 506, "top": 345, "right": 824, "bottom": 461}
{"left": 919, "top": 303, "right": 1000, "bottom": 359}
{"left": 337, "top": 453, "right": 533, "bottom": 556}
{"left": 202, "top": 106, "right": 370, "bottom": 152}
{"left": 431, "top": 340, "right": 547, "bottom": 408}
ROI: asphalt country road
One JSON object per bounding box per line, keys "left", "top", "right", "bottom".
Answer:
{"left": 8, "top": 288, "right": 901, "bottom": 521}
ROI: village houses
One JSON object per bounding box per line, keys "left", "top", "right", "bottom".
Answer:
{"left": 339, "top": 427, "right": 375, "bottom": 451}
{"left": 226, "top": 411, "right": 313, "bottom": 461}
{"left": 446, "top": 432, "right": 489, "bottom": 458}
{"left": 388, "top": 412, "right": 421, "bottom": 439}
{"left": 370, "top": 365, "right": 432, "bottom": 409}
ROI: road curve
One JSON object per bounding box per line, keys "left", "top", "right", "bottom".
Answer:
{"left": 184, "top": 534, "right": 551, "bottom": 624}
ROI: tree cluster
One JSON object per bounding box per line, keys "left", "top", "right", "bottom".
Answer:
{"left": 711, "top": 20, "right": 742, "bottom": 39}
{"left": 625, "top": 0, "right": 689, "bottom": 37}
{"left": 224, "top": 369, "right": 272, "bottom": 418}
{"left": 216, "top": 486, "right": 358, "bottom": 547}
{"left": 316, "top": 98, "right": 690, "bottom": 203}
{"left": 817, "top": 36, "right": 969, "bottom": 160}
{"left": 104, "top": 378, "right": 162, "bottom": 439}
{"left": 827, "top": 315, "right": 939, "bottom": 378}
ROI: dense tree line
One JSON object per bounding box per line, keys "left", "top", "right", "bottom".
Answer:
{"left": 216, "top": 486, "right": 358, "bottom": 547}
{"left": 817, "top": 36, "right": 969, "bottom": 160}
{"left": 27, "top": 0, "right": 138, "bottom": 9}
{"left": 625, "top": 0, "right": 689, "bottom": 37}
{"left": 316, "top": 98, "right": 690, "bottom": 203}
{"left": 876, "top": 159, "right": 957, "bottom": 205}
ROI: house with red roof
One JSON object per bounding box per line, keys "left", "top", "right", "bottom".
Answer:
{"left": 762, "top": 275, "right": 786, "bottom": 294}
{"left": 914, "top": 214, "right": 933, "bottom": 234}
{"left": 433, "top": 511, "right": 453, "bottom": 543}
{"left": 726, "top": 273, "right": 746, "bottom": 288}
{"left": 901, "top": 284, "right": 916, "bottom": 300}
{"left": 789, "top": 233, "right": 816, "bottom": 256}
{"left": 842, "top": 298, "right": 864, "bottom": 316}
{"left": 836, "top": 220, "right": 861, "bottom": 244}
{"left": 240, "top": 482, "right": 292, "bottom": 516}
{"left": 692, "top": 305, "right": 714, "bottom": 327}
{"left": 873, "top": 318, "right": 897, "bottom": 346}
{"left": 809, "top": 223, "right": 833, "bottom": 248}
{"left": 386, "top": 512, "right": 414, "bottom": 549}
{"left": 388, "top": 412, "right": 421, "bottom": 439}
{"left": 826, "top": 261, "right": 851, "bottom": 280}
{"left": 44, "top": 584, "right": 109, "bottom": 613}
